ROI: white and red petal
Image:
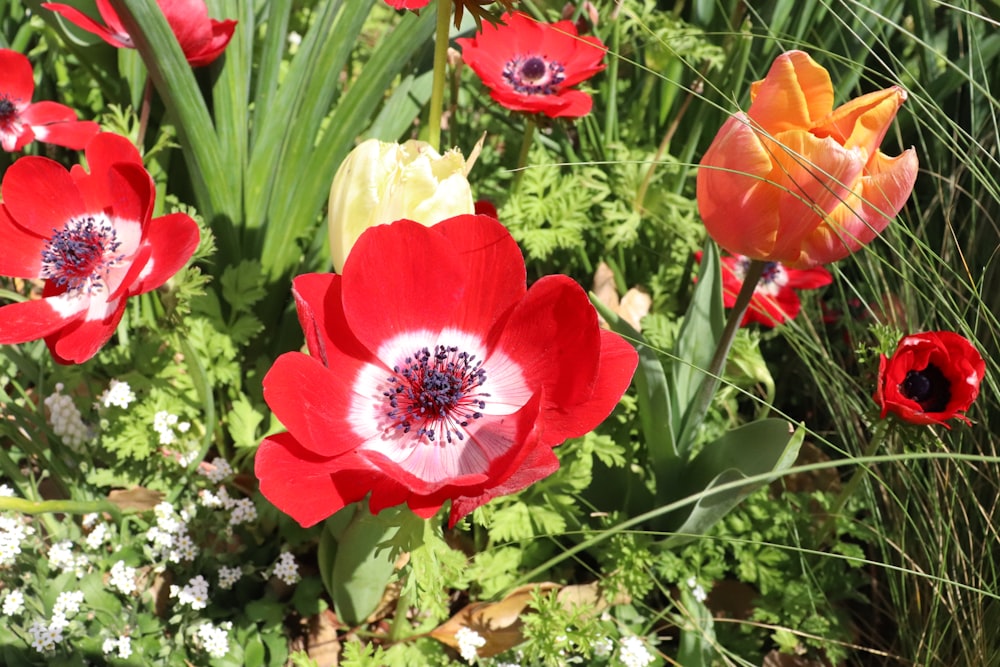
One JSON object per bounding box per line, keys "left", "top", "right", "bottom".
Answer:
{"left": 0, "top": 293, "right": 88, "bottom": 345}
{"left": 341, "top": 219, "right": 468, "bottom": 355}
{"left": 42, "top": 2, "right": 132, "bottom": 48}
{"left": 127, "top": 212, "right": 199, "bottom": 295}
{"left": 22, "top": 102, "right": 100, "bottom": 150}
{"left": 262, "top": 352, "right": 370, "bottom": 458}
{"left": 45, "top": 294, "right": 127, "bottom": 364}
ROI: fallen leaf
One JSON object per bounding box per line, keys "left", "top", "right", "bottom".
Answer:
{"left": 108, "top": 487, "right": 165, "bottom": 512}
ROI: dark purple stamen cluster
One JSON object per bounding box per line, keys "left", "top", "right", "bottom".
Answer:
{"left": 737, "top": 257, "right": 782, "bottom": 286}
{"left": 503, "top": 55, "right": 566, "bottom": 95}
{"left": 40, "top": 215, "right": 123, "bottom": 294}
{"left": 0, "top": 96, "right": 17, "bottom": 123}
{"left": 901, "top": 364, "right": 950, "bottom": 412}
{"left": 383, "top": 345, "right": 489, "bottom": 444}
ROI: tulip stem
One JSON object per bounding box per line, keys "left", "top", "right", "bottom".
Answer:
{"left": 683, "top": 257, "right": 765, "bottom": 453}
{"left": 427, "top": 0, "right": 452, "bottom": 152}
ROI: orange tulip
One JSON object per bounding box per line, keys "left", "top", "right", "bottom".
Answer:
{"left": 697, "top": 50, "right": 918, "bottom": 268}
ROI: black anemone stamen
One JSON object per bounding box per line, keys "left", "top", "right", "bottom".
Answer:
{"left": 900, "top": 363, "right": 951, "bottom": 413}
{"left": 382, "top": 344, "right": 491, "bottom": 444}
{"left": 40, "top": 214, "right": 125, "bottom": 295}
{"left": 503, "top": 55, "right": 566, "bottom": 95}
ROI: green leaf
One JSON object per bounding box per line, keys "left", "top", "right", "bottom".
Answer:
{"left": 242, "top": 632, "right": 266, "bottom": 667}
{"left": 330, "top": 504, "right": 406, "bottom": 626}
{"left": 676, "top": 587, "right": 717, "bottom": 667}
{"left": 672, "top": 241, "right": 726, "bottom": 459}
{"left": 220, "top": 260, "right": 267, "bottom": 315}
{"left": 227, "top": 394, "right": 265, "bottom": 449}
{"left": 660, "top": 419, "right": 804, "bottom": 548}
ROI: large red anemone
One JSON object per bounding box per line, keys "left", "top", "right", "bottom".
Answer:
{"left": 0, "top": 133, "right": 200, "bottom": 364}
{"left": 255, "top": 215, "right": 637, "bottom": 527}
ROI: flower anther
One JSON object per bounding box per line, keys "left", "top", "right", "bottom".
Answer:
{"left": 41, "top": 214, "right": 125, "bottom": 294}
{"left": 503, "top": 56, "right": 566, "bottom": 95}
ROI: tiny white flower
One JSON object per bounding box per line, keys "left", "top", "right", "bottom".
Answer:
{"left": 109, "top": 561, "right": 137, "bottom": 595}
{"left": 173, "top": 575, "right": 209, "bottom": 610}
{"left": 272, "top": 551, "right": 300, "bottom": 585}
{"left": 2, "top": 589, "right": 25, "bottom": 616}
{"left": 228, "top": 497, "right": 258, "bottom": 526}
{"left": 0, "top": 484, "right": 15, "bottom": 497}
{"left": 218, "top": 565, "right": 242, "bottom": 590}
{"left": 618, "top": 636, "right": 654, "bottom": 667}
{"left": 686, "top": 576, "right": 708, "bottom": 603}
{"left": 177, "top": 421, "right": 191, "bottom": 433}
{"left": 455, "top": 626, "right": 486, "bottom": 663}
{"left": 593, "top": 636, "right": 613, "bottom": 657}
{"left": 117, "top": 635, "right": 133, "bottom": 659}
{"left": 53, "top": 590, "right": 85, "bottom": 618}
{"left": 199, "top": 457, "right": 233, "bottom": 483}
{"left": 101, "top": 380, "right": 136, "bottom": 409}
{"left": 196, "top": 621, "right": 231, "bottom": 658}
{"left": 86, "top": 522, "right": 109, "bottom": 550}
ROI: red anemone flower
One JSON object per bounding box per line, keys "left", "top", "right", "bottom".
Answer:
{"left": 695, "top": 252, "right": 833, "bottom": 327}
{"left": 0, "top": 49, "right": 100, "bottom": 153}
{"left": 0, "top": 133, "right": 200, "bottom": 364}
{"left": 384, "top": 0, "right": 430, "bottom": 8}
{"left": 42, "top": 0, "right": 236, "bottom": 67}
{"left": 255, "top": 215, "right": 637, "bottom": 528}
{"left": 456, "top": 11, "right": 606, "bottom": 118}
{"left": 874, "top": 331, "right": 985, "bottom": 428}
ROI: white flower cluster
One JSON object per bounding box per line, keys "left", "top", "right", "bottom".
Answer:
{"left": 100, "top": 379, "right": 136, "bottom": 409}
{"left": 217, "top": 565, "right": 242, "bottom": 590}
{"left": 171, "top": 574, "right": 209, "bottom": 611}
{"left": 618, "top": 636, "right": 655, "bottom": 667}
{"left": 85, "top": 522, "right": 111, "bottom": 550}
{"left": 228, "top": 497, "right": 257, "bottom": 526}
{"left": 199, "top": 457, "right": 233, "bottom": 483}
{"left": 0, "top": 484, "right": 15, "bottom": 497}
{"left": 592, "top": 636, "right": 614, "bottom": 657}
{"left": 1, "top": 589, "right": 24, "bottom": 616}
{"left": 455, "top": 626, "right": 486, "bottom": 663}
{"left": 153, "top": 410, "right": 189, "bottom": 446}
{"left": 195, "top": 621, "right": 231, "bottom": 658}
{"left": 44, "top": 383, "right": 89, "bottom": 448}
{"left": 102, "top": 636, "right": 133, "bottom": 660}
{"left": 29, "top": 590, "right": 85, "bottom": 653}
{"left": 198, "top": 486, "right": 257, "bottom": 528}
{"left": 48, "top": 540, "right": 88, "bottom": 576}
{"left": 109, "top": 560, "right": 137, "bottom": 595}
{"left": 271, "top": 551, "right": 300, "bottom": 585}
{"left": 0, "top": 515, "right": 34, "bottom": 566}
{"left": 146, "top": 501, "right": 198, "bottom": 564}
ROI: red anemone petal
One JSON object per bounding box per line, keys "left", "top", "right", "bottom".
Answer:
{"left": 0, "top": 295, "right": 87, "bottom": 345}
{"left": 255, "top": 433, "right": 360, "bottom": 528}
{"left": 262, "top": 352, "right": 369, "bottom": 458}
{"left": 785, "top": 265, "right": 834, "bottom": 290}
{"left": 341, "top": 220, "right": 467, "bottom": 358}
{"left": 292, "top": 273, "right": 372, "bottom": 366}
{"left": 42, "top": 2, "right": 130, "bottom": 48}
{"left": 493, "top": 275, "right": 604, "bottom": 447}
{"left": 448, "top": 441, "right": 560, "bottom": 527}
{"left": 45, "top": 297, "right": 126, "bottom": 364}
{"left": 23, "top": 115, "right": 100, "bottom": 151}
{"left": 431, "top": 215, "right": 527, "bottom": 338}
{"left": 185, "top": 19, "right": 237, "bottom": 67}
{"left": 0, "top": 206, "right": 46, "bottom": 277}
{"left": 746, "top": 289, "right": 801, "bottom": 327}
{"left": 128, "top": 213, "right": 199, "bottom": 295}
{"left": 2, "top": 157, "right": 85, "bottom": 237}
{"left": 0, "top": 49, "right": 34, "bottom": 102}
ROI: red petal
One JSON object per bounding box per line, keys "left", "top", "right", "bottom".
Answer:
{"left": 341, "top": 219, "right": 467, "bottom": 358}
{"left": 254, "top": 432, "right": 360, "bottom": 528}
{"left": 262, "top": 352, "right": 369, "bottom": 458}
{"left": 0, "top": 49, "right": 35, "bottom": 103}
{"left": 448, "top": 440, "right": 560, "bottom": 526}
{"left": 46, "top": 295, "right": 126, "bottom": 364}
{"left": 432, "top": 215, "right": 526, "bottom": 340}
{"left": 42, "top": 2, "right": 130, "bottom": 48}
{"left": 785, "top": 265, "right": 833, "bottom": 290}
{"left": 21, "top": 103, "right": 100, "bottom": 150}
{"left": 0, "top": 206, "right": 46, "bottom": 277}
{"left": 129, "top": 212, "right": 200, "bottom": 295}
{"left": 492, "top": 275, "right": 605, "bottom": 447}
{"left": 291, "top": 273, "right": 372, "bottom": 367}
{"left": 0, "top": 294, "right": 86, "bottom": 345}
{"left": 186, "top": 18, "right": 237, "bottom": 67}
{"left": 2, "top": 156, "right": 85, "bottom": 237}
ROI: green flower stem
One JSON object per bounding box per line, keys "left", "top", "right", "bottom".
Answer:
{"left": 427, "top": 0, "right": 452, "bottom": 152}
{"left": 682, "top": 257, "right": 765, "bottom": 449}
{"left": 816, "top": 419, "right": 893, "bottom": 546}
{"left": 0, "top": 497, "right": 124, "bottom": 522}
{"left": 513, "top": 116, "right": 537, "bottom": 189}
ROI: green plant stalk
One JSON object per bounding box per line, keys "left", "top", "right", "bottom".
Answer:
{"left": 427, "top": 0, "right": 452, "bottom": 152}
{"left": 0, "top": 497, "right": 124, "bottom": 522}
{"left": 816, "top": 419, "right": 892, "bottom": 546}
{"left": 513, "top": 117, "right": 537, "bottom": 189}
{"left": 677, "top": 258, "right": 765, "bottom": 453}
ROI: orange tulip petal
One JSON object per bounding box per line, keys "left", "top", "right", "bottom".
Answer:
{"left": 813, "top": 86, "right": 907, "bottom": 156}
{"left": 747, "top": 51, "right": 834, "bottom": 133}
{"left": 793, "top": 147, "right": 918, "bottom": 267}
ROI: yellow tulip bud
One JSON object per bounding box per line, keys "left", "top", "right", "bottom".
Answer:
{"left": 328, "top": 138, "right": 479, "bottom": 272}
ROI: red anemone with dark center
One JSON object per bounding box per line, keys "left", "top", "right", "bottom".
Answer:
{"left": 695, "top": 251, "right": 833, "bottom": 327}
{"left": 0, "top": 133, "right": 200, "bottom": 364}
{"left": 874, "top": 331, "right": 985, "bottom": 428}
{"left": 254, "top": 215, "right": 637, "bottom": 527}
{"left": 43, "top": 0, "right": 236, "bottom": 67}
{"left": 0, "top": 49, "right": 100, "bottom": 153}
{"left": 456, "top": 11, "right": 606, "bottom": 118}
